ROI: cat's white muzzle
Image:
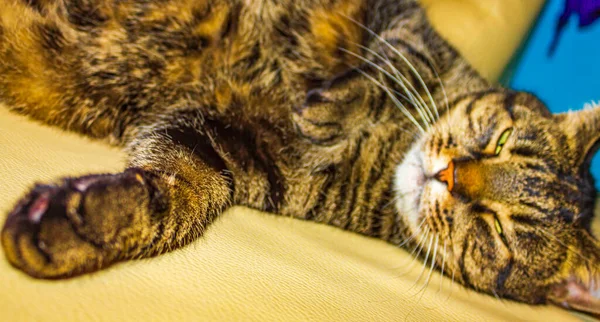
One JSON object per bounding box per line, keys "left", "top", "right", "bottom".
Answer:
{"left": 394, "top": 141, "right": 426, "bottom": 234}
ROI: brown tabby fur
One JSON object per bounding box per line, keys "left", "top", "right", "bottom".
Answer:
{"left": 2, "top": 0, "right": 600, "bottom": 316}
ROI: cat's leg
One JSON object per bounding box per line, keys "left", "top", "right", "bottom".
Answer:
{"left": 0, "top": 0, "right": 135, "bottom": 141}
{"left": 1, "top": 113, "right": 232, "bottom": 278}
{"left": 0, "top": 0, "right": 233, "bottom": 143}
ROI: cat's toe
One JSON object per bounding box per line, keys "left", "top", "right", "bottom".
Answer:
{"left": 1, "top": 184, "right": 102, "bottom": 278}
{"left": 293, "top": 88, "right": 350, "bottom": 145}
{"left": 2, "top": 186, "right": 54, "bottom": 267}
{"left": 1, "top": 170, "right": 163, "bottom": 278}
{"left": 293, "top": 70, "right": 370, "bottom": 146}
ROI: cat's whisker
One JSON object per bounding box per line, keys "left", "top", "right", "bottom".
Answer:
{"left": 439, "top": 236, "right": 458, "bottom": 303}
{"left": 375, "top": 43, "right": 437, "bottom": 128}
{"left": 348, "top": 43, "right": 434, "bottom": 129}
{"left": 382, "top": 194, "right": 401, "bottom": 210}
{"left": 386, "top": 44, "right": 440, "bottom": 126}
{"left": 344, "top": 22, "right": 455, "bottom": 148}
{"left": 445, "top": 267, "right": 456, "bottom": 302}
{"left": 390, "top": 186, "right": 421, "bottom": 199}
{"left": 411, "top": 227, "right": 430, "bottom": 255}
{"left": 354, "top": 19, "right": 453, "bottom": 141}
{"left": 438, "top": 239, "right": 447, "bottom": 294}
{"left": 539, "top": 227, "right": 587, "bottom": 262}
{"left": 407, "top": 47, "right": 448, "bottom": 125}
{"left": 370, "top": 40, "right": 432, "bottom": 116}
{"left": 351, "top": 66, "right": 427, "bottom": 134}
{"left": 338, "top": 15, "right": 439, "bottom": 127}
{"left": 535, "top": 226, "right": 593, "bottom": 265}
{"left": 398, "top": 216, "right": 428, "bottom": 247}
{"left": 431, "top": 69, "right": 446, "bottom": 121}
{"left": 339, "top": 48, "right": 431, "bottom": 132}
{"left": 394, "top": 125, "right": 421, "bottom": 137}
{"left": 406, "top": 235, "right": 439, "bottom": 315}
{"left": 376, "top": 70, "right": 434, "bottom": 131}
{"left": 430, "top": 62, "right": 452, "bottom": 136}
{"left": 343, "top": 59, "right": 414, "bottom": 105}
{"left": 350, "top": 20, "right": 439, "bottom": 126}
{"left": 416, "top": 234, "right": 439, "bottom": 296}
{"left": 393, "top": 227, "right": 430, "bottom": 273}
{"left": 405, "top": 225, "right": 428, "bottom": 252}
{"left": 408, "top": 233, "right": 434, "bottom": 292}
{"left": 373, "top": 40, "right": 437, "bottom": 126}
{"left": 369, "top": 41, "right": 428, "bottom": 108}
{"left": 492, "top": 289, "right": 502, "bottom": 302}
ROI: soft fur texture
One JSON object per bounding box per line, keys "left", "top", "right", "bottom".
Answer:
{"left": 1, "top": 0, "right": 600, "bottom": 316}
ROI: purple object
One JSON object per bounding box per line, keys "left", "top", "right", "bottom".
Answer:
{"left": 549, "top": 0, "right": 600, "bottom": 54}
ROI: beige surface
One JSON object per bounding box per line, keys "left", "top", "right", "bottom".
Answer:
{"left": 1, "top": 1, "right": 582, "bottom": 321}
{"left": 420, "top": 0, "right": 545, "bottom": 81}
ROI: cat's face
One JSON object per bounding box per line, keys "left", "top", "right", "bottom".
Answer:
{"left": 394, "top": 90, "right": 600, "bottom": 314}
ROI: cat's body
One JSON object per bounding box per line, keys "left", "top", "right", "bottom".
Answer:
{"left": 2, "top": 0, "right": 600, "bottom": 316}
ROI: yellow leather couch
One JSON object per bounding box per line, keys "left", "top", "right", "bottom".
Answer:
{"left": 1, "top": 1, "right": 590, "bottom": 321}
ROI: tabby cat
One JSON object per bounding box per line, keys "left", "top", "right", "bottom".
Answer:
{"left": 2, "top": 0, "right": 600, "bottom": 316}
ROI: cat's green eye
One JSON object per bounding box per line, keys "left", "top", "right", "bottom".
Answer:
{"left": 494, "top": 128, "right": 513, "bottom": 155}
{"left": 493, "top": 217, "right": 509, "bottom": 247}
{"left": 494, "top": 218, "right": 503, "bottom": 235}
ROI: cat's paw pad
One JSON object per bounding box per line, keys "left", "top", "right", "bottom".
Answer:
{"left": 1, "top": 170, "right": 163, "bottom": 278}
{"left": 293, "top": 69, "right": 368, "bottom": 146}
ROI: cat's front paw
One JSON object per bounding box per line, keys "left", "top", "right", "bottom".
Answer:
{"left": 293, "top": 69, "right": 372, "bottom": 146}
{"left": 1, "top": 169, "right": 165, "bottom": 279}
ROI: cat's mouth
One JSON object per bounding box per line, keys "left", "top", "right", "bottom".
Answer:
{"left": 393, "top": 142, "right": 426, "bottom": 234}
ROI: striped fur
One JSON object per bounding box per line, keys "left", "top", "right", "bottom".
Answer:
{"left": 2, "top": 0, "right": 600, "bottom": 316}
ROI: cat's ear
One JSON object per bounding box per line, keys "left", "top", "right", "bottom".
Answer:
{"left": 547, "top": 231, "right": 600, "bottom": 316}
{"left": 555, "top": 103, "right": 600, "bottom": 168}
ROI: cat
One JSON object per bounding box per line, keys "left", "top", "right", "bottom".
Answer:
{"left": 1, "top": 0, "right": 600, "bottom": 317}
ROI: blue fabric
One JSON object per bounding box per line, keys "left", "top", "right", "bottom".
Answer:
{"left": 510, "top": 0, "right": 600, "bottom": 188}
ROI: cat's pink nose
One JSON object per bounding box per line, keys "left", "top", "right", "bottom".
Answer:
{"left": 435, "top": 160, "right": 455, "bottom": 192}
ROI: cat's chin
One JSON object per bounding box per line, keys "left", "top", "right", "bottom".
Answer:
{"left": 393, "top": 142, "right": 426, "bottom": 234}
